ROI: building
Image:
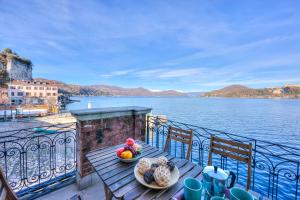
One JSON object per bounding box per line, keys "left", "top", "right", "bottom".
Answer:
{"left": 7, "top": 80, "right": 58, "bottom": 106}
{"left": 284, "top": 84, "right": 300, "bottom": 88}
{"left": 0, "top": 49, "right": 32, "bottom": 81}
{"left": 272, "top": 88, "right": 283, "bottom": 95}
{"left": 0, "top": 87, "right": 8, "bottom": 105}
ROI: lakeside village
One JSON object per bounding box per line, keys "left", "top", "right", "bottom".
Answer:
{"left": 0, "top": 48, "right": 71, "bottom": 119}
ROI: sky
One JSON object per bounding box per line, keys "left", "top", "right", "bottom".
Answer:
{"left": 0, "top": 0, "right": 300, "bottom": 92}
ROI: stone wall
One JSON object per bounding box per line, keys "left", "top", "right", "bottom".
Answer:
{"left": 71, "top": 106, "right": 152, "bottom": 182}
{"left": 0, "top": 61, "right": 4, "bottom": 70}
{"left": 76, "top": 114, "right": 147, "bottom": 177}
{"left": 6, "top": 58, "right": 32, "bottom": 80}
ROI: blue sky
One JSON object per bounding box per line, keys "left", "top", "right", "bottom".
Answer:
{"left": 0, "top": 0, "right": 300, "bottom": 92}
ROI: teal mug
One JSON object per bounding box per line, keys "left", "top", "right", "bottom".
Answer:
{"left": 183, "top": 178, "right": 203, "bottom": 200}
{"left": 230, "top": 187, "right": 254, "bottom": 200}
{"left": 211, "top": 196, "right": 225, "bottom": 200}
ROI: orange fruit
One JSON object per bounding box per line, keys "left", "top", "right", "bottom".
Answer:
{"left": 121, "top": 150, "right": 133, "bottom": 159}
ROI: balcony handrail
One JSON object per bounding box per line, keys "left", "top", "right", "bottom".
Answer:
{"left": 0, "top": 123, "right": 75, "bottom": 142}
{"left": 0, "top": 123, "right": 77, "bottom": 199}
{"left": 150, "top": 116, "right": 300, "bottom": 152}
{"left": 148, "top": 116, "right": 300, "bottom": 162}
{"left": 146, "top": 115, "right": 300, "bottom": 200}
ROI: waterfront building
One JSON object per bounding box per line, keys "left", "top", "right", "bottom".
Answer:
{"left": 0, "top": 87, "right": 8, "bottom": 104}
{"left": 7, "top": 80, "right": 58, "bottom": 106}
{"left": 272, "top": 88, "right": 283, "bottom": 95}
{"left": 284, "top": 84, "right": 300, "bottom": 88}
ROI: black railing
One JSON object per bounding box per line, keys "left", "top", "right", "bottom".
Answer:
{"left": 146, "top": 116, "right": 300, "bottom": 200}
{"left": 0, "top": 123, "right": 76, "bottom": 199}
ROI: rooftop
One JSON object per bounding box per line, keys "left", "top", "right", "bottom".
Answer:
{"left": 8, "top": 80, "right": 58, "bottom": 87}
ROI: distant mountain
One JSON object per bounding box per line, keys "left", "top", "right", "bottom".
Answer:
{"left": 34, "top": 78, "right": 187, "bottom": 97}
{"left": 204, "top": 84, "right": 300, "bottom": 98}
{"left": 186, "top": 92, "right": 204, "bottom": 97}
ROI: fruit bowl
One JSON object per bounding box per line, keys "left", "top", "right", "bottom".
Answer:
{"left": 116, "top": 138, "right": 143, "bottom": 163}
{"left": 116, "top": 152, "right": 142, "bottom": 163}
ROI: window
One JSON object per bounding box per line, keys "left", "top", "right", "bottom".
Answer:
{"left": 46, "top": 87, "right": 51, "bottom": 90}
{"left": 26, "top": 86, "right": 31, "bottom": 90}
{"left": 52, "top": 87, "right": 56, "bottom": 90}
{"left": 52, "top": 93, "right": 57, "bottom": 96}
{"left": 10, "top": 86, "right": 16, "bottom": 89}
{"left": 17, "top": 92, "right": 23, "bottom": 96}
{"left": 47, "top": 93, "right": 51, "bottom": 96}
{"left": 11, "top": 92, "right": 14, "bottom": 96}
{"left": 26, "top": 92, "right": 30, "bottom": 96}
{"left": 34, "top": 92, "right": 37, "bottom": 96}
{"left": 34, "top": 87, "right": 38, "bottom": 90}
{"left": 39, "top": 93, "right": 43, "bottom": 97}
{"left": 39, "top": 87, "right": 44, "bottom": 90}
{"left": 18, "top": 86, "right": 23, "bottom": 89}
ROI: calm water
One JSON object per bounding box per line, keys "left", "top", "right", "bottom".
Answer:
{"left": 67, "top": 96, "right": 300, "bottom": 147}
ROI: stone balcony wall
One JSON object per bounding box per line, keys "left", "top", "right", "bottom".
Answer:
{"left": 71, "top": 106, "right": 151, "bottom": 188}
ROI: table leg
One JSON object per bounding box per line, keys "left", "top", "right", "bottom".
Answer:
{"left": 104, "top": 185, "right": 112, "bottom": 200}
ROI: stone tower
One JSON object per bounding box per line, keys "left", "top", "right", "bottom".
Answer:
{"left": 0, "top": 49, "right": 32, "bottom": 81}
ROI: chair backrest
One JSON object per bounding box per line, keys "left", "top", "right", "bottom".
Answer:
{"left": 164, "top": 126, "right": 193, "bottom": 160}
{"left": 208, "top": 135, "right": 252, "bottom": 190}
{"left": 0, "top": 169, "right": 18, "bottom": 200}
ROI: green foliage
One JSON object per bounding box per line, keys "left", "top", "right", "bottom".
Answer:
{"left": 2, "top": 48, "right": 13, "bottom": 54}
{"left": 1, "top": 48, "right": 33, "bottom": 67}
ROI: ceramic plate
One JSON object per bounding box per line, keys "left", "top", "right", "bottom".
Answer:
{"left": 134, "top": 157, "right": 180, "bottom": 189}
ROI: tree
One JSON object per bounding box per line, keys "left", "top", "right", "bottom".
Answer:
{"left": 2, "top": 48, "right": 13, "bottom": 54}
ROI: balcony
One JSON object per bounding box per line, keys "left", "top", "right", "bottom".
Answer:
{"left": 0, "top": 107, "right": 299, "bottom": 199}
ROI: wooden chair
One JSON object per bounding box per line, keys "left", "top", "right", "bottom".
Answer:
{"left": 0, "top": 169, "right": 18, "bottom": 200}
{"left": 164, "top": 126, "right": 193, "bottom": 160}
{"left": 208, "top": 135, "right": 252, "bottom": 190}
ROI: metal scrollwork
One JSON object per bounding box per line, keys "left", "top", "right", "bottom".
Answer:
{"left": 0, "top": 123, "right": 76, "bottom": 198}
{"left": 146, "top": 116, "right": 300, "bottom": 200}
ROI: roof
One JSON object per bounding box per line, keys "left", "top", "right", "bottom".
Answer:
{"left": 9, "top": 80, "right": 58, "bottom": 87}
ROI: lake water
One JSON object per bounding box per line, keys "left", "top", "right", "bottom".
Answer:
{"left": 67, "top": 96, "right": 300, "bottom": 147}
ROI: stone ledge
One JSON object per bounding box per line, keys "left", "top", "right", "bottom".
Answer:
{"left": 70, "top": 106, "right": 152, "bottom": 121}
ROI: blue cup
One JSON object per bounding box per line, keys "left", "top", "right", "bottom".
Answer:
{"left": 183, "top": 178, "right": 203, "bottom": 200}
{"left": 211, "top": 197, "right": 225, "bottom": 200}
{"left": 230, "top": 187, "right": 254, "bottom": 200}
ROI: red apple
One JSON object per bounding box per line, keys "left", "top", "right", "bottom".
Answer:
{"left": 116, "top": 147, "right": 125, "bottom": 157}
{"left": 126, "top": 138, "right": 135, "bottom": 146}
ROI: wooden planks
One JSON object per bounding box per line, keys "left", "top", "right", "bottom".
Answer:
{"left": 164, "top": 126, "right": 193, "bottom": 160}
{"left": 86, "top": 141, "right": 203, "bottom": 200}
{"left": 208, "top": 135, "right": 252, "bottom": 190}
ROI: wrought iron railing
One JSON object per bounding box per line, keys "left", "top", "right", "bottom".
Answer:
{"left": 146, "top": 116, "right": 300, "bottom": 200}
{"left": 0, "top": 123, "right": 76, "bottom": 199}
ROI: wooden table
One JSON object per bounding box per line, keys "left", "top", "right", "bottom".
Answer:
{"left": 86, "top": 141, "right": 203, "bottom": 200}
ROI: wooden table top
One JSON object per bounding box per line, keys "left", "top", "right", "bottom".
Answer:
{"left": 86, "top": 141, "right": 203, "bottom": 200}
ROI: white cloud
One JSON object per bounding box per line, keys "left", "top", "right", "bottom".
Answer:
{"left": 101, "top": 69, "right": 136, "bottom": 78}
{"left": 157, "top": 68, "right": 202, "bottom": 78}
{"left": 102, "top": 67, "right": 204, "bottom": 79}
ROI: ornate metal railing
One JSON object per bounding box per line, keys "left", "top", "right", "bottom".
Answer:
{"left": 146, "top": 116, "right": 300, "bottom": 200}
{"left": 0, "top": 123, "right": 76, "bottom": 199}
